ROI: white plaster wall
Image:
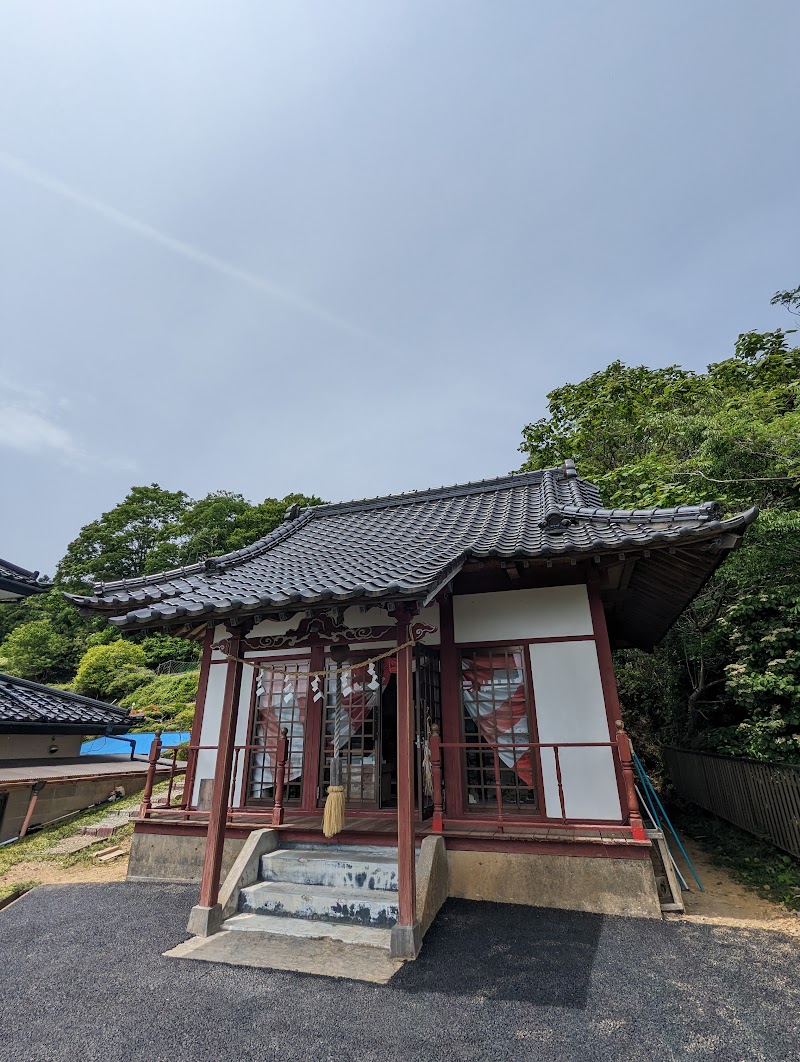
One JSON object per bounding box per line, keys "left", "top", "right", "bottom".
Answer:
{"left": 453, "top": 585, "right": 593, "bottom": 643}
{"left": 231, "top": 664, "right": 256, "bottom": 806}
{"left": 194, "top": 661, "right": 227, "bottom": 803}
{"left": 209, "top": 624, "right": 230, "bottom": 662}
{"left": 529, "top": 640, "right": 621, "bottom": 822}
{"left": 248, "top": 613, "right": 309, "bottom": 639}
{"left": 342, "top": 606, "right": 389, "bottom": 628}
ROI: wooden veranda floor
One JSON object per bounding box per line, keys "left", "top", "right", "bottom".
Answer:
{"left": 273, "top": 812, "right": 643, "bottom": 847}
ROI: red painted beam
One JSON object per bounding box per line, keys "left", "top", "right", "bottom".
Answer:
{"left": 197, "top": 625, "right": 246, "bottom": 910}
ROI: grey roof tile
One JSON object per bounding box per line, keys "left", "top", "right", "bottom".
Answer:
{"left": 0, "top": 557, "right": 51, "bottom": 598}
{"left": 0, "top": 673, "right": 131, "bottom": 731}
{"left": 65, "top": 463, "right": 758, "bottom": 633}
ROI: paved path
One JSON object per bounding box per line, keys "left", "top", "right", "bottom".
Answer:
{"left": 1, "top": 883, "right": 798, "bottom": 1061}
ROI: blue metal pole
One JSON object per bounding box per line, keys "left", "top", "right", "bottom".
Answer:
{"left": 634, "top": 751, "right": 704, "bottom": 892}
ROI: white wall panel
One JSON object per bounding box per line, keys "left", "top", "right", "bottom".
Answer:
{"left": 453, "top": 585, "right": 592, "bottom": 643}
{"left": 193, "top": 661, "right": 227, "bottom": 803}
{"left": 529, "top": 640, "right": 621, "bottom": 822}
{"left": 231, "top": 665, "right": 256, "bottom": 806}
{"left": 195, "top": 662, "right": 258, "bottom": 806}
{"left": 247, "top": 613, "right": 308, "bottom": 638}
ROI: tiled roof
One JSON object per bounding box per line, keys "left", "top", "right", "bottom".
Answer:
{"left": 66, "top": 462, "right": 758, "bottom": 637}
{"left": 0, "top": 557, "right": 50, "bottom": 598}
{"left": 0, "top": 673, "right": 131, "bottom": 732}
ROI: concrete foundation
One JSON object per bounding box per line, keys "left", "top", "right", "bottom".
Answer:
{"left": 130, "top": 828, "right": 661, "bottom": 921}
{"left": 0, "top": 773, "right": 150, "bottom": 844}
{"left": 415, "top": 835, "right": 448, "bottom": 937}
{"left": 127, "top": 830, "right": 246, "bottom": 884}
{"left": 447, "top": 849, "right": 662, "bottom": 919}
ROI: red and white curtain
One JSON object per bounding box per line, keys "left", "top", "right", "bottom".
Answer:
{"left": 460, "top": 651, "right": 534, "bottom": 787}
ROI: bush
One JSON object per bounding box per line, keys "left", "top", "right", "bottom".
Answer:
{"left": 118, "top": 670, "right": 200, "bottom": 732}
{"left": 139, "top": 633, "right": 200, "bottom": 669}
{"left": 0, "top": 619, "right": 74, "bottom": 682}
{"left": 73, "top": 640, "right": 148, "bottom": 698}
{"left": 105, "top": 666, "right": 156, "bottom": 699}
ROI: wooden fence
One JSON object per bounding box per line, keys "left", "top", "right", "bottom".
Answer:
{"left": 663, "top": 746, "right": 800, "bottom": 860}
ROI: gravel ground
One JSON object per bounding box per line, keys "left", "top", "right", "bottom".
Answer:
{"left": 1, "top": 883, "right": 798, "bottom": 1062}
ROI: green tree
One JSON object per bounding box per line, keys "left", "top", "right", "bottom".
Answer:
{"left": 73, "top": 640, "right": 149, "bottom": 699}
{"left": 0, "top": 619, "right": 74, "bottom": 682}
{"left": 140, "top": 633, "right": 200, "bottom": 668}
{"left": 57, "top": 484, "right": 190, "bottom": 589}
{"left": 224, "top": 493, "right": 325, "bottom": 553}
{"left": 172, "top": 491, "right": 251, "bottom": 563}
{"left": 518, "top": 294, "right": 800, "bottom": 762}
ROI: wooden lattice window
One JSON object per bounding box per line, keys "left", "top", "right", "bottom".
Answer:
{"left": 320, "top": 655, "right": 382, "bottom": 806}
{"left": 460, "top": 647, "right": 538, "bottom": 811}
{"left": 247, "top": 661, "right": 308, "bottom": 804}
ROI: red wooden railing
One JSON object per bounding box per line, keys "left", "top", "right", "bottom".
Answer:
{"left": 429, "top": 724, "right": 643, "bottom": 836}
{"left": 140, "top": 724, "right": 643, "bottom": 838}
{"left": 139, "top": 737, "right": 289, "bottom": 824}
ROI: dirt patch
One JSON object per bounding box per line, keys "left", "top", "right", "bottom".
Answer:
{"left": 668, "top": 832, "right": 800, "bottom": 938}
{"left": 0, "top": 836, "right": 131, "bottom": 889}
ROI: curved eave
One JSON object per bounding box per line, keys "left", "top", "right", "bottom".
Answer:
{"left": 605, "top": 507, "right": 759, "bottom": 650}
{"left": 65, "top": 507, "right": 758, "bottom": 634}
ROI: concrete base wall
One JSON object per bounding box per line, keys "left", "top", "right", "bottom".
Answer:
{"left": 127, "top": 830, "right": 661, "bottom": 920}
{"left": 446, "top": 850, "right": 662, "bottom": 919}
{"left": 127, "top": 830, "right": 246, "bottom": 884}
{"left": 0, "top": 773, "right": 148, "bottom": 844}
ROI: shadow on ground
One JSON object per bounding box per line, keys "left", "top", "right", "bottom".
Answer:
{"left": 393, "top": 898, "right": 602, "bottom": 1007}
{"left": 2, "top": 881, "right": 800, "bottom": 1062}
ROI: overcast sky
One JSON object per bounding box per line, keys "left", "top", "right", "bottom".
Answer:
{"left": 1, "top": 1, "right": 799, "bottom": 576}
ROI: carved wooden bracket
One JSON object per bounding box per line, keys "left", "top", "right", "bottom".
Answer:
{"left": 211, "top": 614, "right": 437, "bottom": 655}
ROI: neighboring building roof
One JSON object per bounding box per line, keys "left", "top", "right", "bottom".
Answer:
{"left": 0, "top": 755, "right": 170, "bottom": 788}
{"left": 0, "top": 558, "right": 51, "bottom": 602}
{"left": 65, "top": 462, "right": 757, "bottom": 649}
{"left": 0, "top": 673, "right": 131, "bottom": 734}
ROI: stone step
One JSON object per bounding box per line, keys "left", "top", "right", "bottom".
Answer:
{"left": 260, "top": 848, "right": 399, "bottom": 892}
{"left": 222, "top": 912, "right": 393, "bottom": 950}
{"left": 239, "top": 880, "right": 398, "bottom": 927}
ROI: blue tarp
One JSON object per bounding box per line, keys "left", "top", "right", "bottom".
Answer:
{"left": 80, "top": 731, "right": 191, "bottom": 757}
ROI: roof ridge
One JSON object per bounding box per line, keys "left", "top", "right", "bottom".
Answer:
{"left": 0, "top": 557, "right": 40, "bottom": 579}
{"left": 82, "top": 508, "right": 319, "bottom": 596}
{"left": 75, "top": 467, "right": 582, "bottom": 599}
{"left": 307, "top": 468, "right": 558, "bottom": 517}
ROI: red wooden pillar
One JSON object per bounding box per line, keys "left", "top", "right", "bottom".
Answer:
{"left": 587, "top": 577, "right": 646, "bottom": 840}
{"left": 391, "top": 604, "right": 421, "bottom": 959}
{"left": 188, "top": 623, "right": 246, "bottom": 936}
{"left": 438, "top": 593, "right": 464, "bottom": 816}
{"left": 138, "top": 730, "right": 162, "bottom": 818}
{"left": 272, "top": 727, "right": 289, "bottom": 827}
{"left": 615, "top": 722, "right": 646, "bottom": 841}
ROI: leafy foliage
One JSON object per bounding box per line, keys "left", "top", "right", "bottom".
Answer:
{"left": 139, "top": 633, "right": 200, "bottom": 669}
{"left": 118, "top": 671, "right": 200, "bottom": 732}
{"left": 73, "top": 640, "right": 148, "bottom": 698}
{"left": 58, "top": 484, "right": 190, "bottom": 589}
{"left": 0, "top": 619, "right": 75, "bottom": 682}
{"left": 519, "top": 294, "right": 800, "bottom": 763}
